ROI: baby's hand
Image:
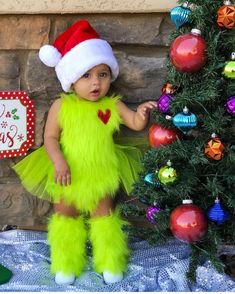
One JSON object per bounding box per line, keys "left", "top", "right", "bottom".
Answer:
{"left": 54, "top": 158, "right": 71, "bottom": 186}
{"left": 137, "top": 101, "right": 157, "bottom": 120}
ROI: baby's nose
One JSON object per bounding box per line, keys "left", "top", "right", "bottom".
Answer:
{"left": 92, "top": 75, "right": 100, "bottom": 84}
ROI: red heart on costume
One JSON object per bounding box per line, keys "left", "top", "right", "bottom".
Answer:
{"left": 97, "top": 109, "right": 111, "bottom": 124}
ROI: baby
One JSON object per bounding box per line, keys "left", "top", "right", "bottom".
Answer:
{"left": 13, "top": 19, "right": 155, "bottom": 285}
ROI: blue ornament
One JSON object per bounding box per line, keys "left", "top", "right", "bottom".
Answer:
{"left": 170, "top": 2, "right": 191, "bottom": 29}
{"left": 172, "top": 106, "right": 197, "bottom": 134}
{"left": 139, "top": 195, "right": 151, "bottom": 205}
{"left": 144, "top": 173, "right": 154, "bottom": 184}
{"left": 144, "top": 173, "right": 161, "bottom": 188}
{"left": 207, "top": 199, "right": 230, "bottom": 225}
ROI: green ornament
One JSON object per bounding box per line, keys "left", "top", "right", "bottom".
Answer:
{"left": 158, "top": 160, "right": 177, "bottom": 185}
{"left": 0, "top": 264, "right": 13, "bottom": 285}
{"left": 222, "top": 52, "right": 235, "bottom": 79}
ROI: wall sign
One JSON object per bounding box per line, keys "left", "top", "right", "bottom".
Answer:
{"left": 0, "top": 91, "right": 35, "bottom": 158}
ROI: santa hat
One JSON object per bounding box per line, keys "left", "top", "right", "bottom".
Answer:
{"left": 39, "top": 19, "right": 119, "bottom": 92}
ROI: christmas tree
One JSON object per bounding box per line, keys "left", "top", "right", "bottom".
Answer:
{"left": 121, "top": 0, "right": 235, "bottom": 280}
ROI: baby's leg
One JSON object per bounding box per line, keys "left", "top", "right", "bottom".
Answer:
{"left": 90, "top": 196, "right": 113, "bottom": 218}
{"left": 89, "top": 196, "right": 129, "bottom": 284}
{"left": 47, "top": 199, "right": 87, "bottom": 285}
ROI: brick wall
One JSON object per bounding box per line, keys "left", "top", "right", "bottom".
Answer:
{"left": 0, "top": 14, "right": 174, "bottom": 228}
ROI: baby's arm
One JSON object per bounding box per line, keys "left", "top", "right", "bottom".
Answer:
{"left": 44, "top": 99, "right": 71, "bottom": 186}
{"left": 117, "top": 100, "right": 156, "bottom": 131}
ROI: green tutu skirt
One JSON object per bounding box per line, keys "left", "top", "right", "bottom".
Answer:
{"left": 12, "top": 141, "right": 145, "bottom": 213}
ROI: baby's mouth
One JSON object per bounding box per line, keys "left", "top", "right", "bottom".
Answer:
{"left": 91, "top": 89, "right": 100, "bottom": 95}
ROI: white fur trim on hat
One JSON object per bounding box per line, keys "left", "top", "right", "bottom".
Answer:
{"left": 55, "top": 39, "right": 119, "bottom": 92}
{"left": 39, "top": 45, "right": 62, "bottom": 67}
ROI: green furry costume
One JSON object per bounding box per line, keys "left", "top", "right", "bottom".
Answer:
{"left": 13, "top": 93, "right": 142, "bottom": 276}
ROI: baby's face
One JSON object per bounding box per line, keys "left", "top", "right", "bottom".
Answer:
{"left": 73, "top": 64, "right": 111, "bottom": 101}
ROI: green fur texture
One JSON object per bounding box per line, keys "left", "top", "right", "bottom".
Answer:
{"left": 48, "top": 93, "right": 122, "bottom": 213}
{"left": 13, "top": 93, "right": 143, "bottom": 213}
{"left": 89, "top": 210, "right": 130, "bottom": 274}
{"left": 48, "top": 214, "right": 87, "bottom": 276}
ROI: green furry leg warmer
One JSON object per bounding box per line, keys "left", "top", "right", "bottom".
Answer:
{"left": 89, "top": 210, "right": 130, "bottom": 274}
{"left": 48, "top": 213, "right": 87, "bottom": 276}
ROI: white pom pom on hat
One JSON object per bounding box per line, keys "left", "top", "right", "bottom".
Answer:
{"left": 39, "top": 45, "right": 62, "bottom": 67}
{"left": 38, "top": 19, "right": 119, "bottom": 92}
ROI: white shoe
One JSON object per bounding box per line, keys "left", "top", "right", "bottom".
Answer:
{"left": 55, "top": 272, "right": 75, "bottom": 285}
{"left": 103, "top": 271, "right": 123, "bottom": 284}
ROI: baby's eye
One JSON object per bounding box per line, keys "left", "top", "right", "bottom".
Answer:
{"left": 82, "top": 73, "right": 90, "bottom": 78}
{"left": 99, "top": 72, "right": 109, "bottom": 78}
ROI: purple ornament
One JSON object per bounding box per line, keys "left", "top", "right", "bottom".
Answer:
{"left": 146, "top": 206, "right": 161, "bottom": 224}
{"left": 157, "top": 94, "right": 174, "bottom": 113}
{"left": 225, "top": 96, "right": 235, "bottom": 116}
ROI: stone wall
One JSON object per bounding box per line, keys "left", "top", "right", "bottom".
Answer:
{"left": 0, "top": 13, "right": 174, "bottom": 229}
{"left": 0, "top": 0, "right": 177, "bottom": 13}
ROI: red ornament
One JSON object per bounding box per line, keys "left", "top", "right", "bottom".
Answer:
{"left": 148, "top": 124, "right": 182, "bottom": 148}
{"left": 170, "top": 199, "right": 208, "bottom": 243}
{"left": 170, "top": 29, "right": 207, "bottom": 72}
